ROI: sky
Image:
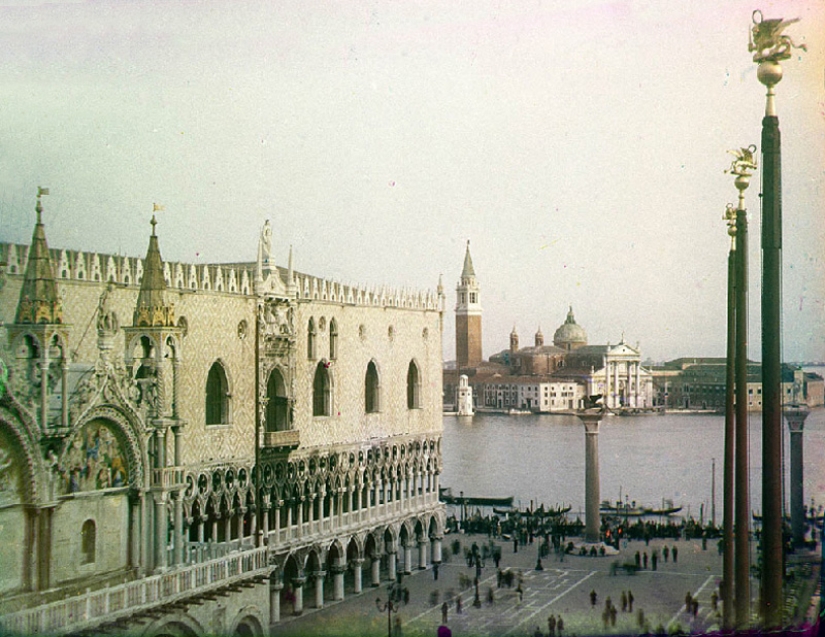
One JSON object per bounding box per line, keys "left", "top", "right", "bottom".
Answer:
{"left": 1, "top": 0, "right": 823, "bottom": 364}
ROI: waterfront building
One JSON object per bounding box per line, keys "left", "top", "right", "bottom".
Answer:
{"left": 0, "top": 199, "right": 446, "bottom": 636}
{"left": 443, "top": 249, "right": 653, "bottom": 412}
{"left": 648, "top": 358, "right": 824, "bottom": 410}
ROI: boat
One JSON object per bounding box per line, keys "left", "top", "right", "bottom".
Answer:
{"left": 508, "top": 409, "right": 531, "bottom": 415}
{"left": 600, "top": 500, "right": 648, "bottom": 517}
{"left": 439, "top": 487, "right": 514, "bottom": 509}
{"left": 648, "top": 506, "right": 683, "bottom": 516}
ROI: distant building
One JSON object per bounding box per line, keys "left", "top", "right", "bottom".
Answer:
{"left": 443, "top": 249, "right": 652, "bottom": 412}
{"left": 648, "top": 358, "right": 824, "bottom": 410}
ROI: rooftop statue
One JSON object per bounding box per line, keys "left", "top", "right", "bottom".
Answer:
{"left": 749, "top": 10, "right": 806, "bottom": 63}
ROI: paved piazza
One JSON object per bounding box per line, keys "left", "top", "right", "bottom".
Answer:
{"left": 272, "top": 534, "right": 725, "bottom": 637}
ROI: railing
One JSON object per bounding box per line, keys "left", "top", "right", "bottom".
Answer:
{"left": 0, "top": 547, "right": 271, "bottom": 637}
{"left": 151, "top": 467, "right": 184, "bottom": 489}
{"left": 263, "top": 430, "right": 300, "bottom": 449}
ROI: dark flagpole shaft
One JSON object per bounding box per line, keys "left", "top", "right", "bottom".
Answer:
{"left": 723, "top": 243, "right": 736, "bottom": 629}
{"left": 734, "top": 194, "right": 750, "bottom": 628}
{"left": 760, "top": 112, "right": 783, "bottom": 628}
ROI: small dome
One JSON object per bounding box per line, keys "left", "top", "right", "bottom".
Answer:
{"left": 553, "top": 306, "right": 587, "bottom": 350}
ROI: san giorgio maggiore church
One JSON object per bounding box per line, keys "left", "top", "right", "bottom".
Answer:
{"left": 444, "top": 242, "right": 654, "bottom": 413}
{"left": 0, "top": 192, "right": 447, "bottom": 636}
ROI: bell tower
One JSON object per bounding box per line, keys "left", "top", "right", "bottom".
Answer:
{"left": 455, "top": 240, "right": 482, "bottom": 368}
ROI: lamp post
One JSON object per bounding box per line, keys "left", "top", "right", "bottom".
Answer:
{"left": 376, "top": 574, "right": 408, "bottom": 637}
{"left": 748, "top": 11, "right": 806, "bottom": 628}
{"left": 726, "top": 144, "right": 757, "bottom": 630}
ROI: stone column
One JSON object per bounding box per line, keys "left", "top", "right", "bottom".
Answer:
{"left": 635, "top": 363, "right": 641, "bottom": 407}
{"left": 613, "top": 363, "right": 619, "bottom": 408}
{"left": 313, "top": 571, "right": 326, "bottom": 608}
{"left": 371, "top": 555, "right": 381, "bottom": 586}
{"left": 269, "top": 579, "right": 283, "bottom": 624}
{"left": 404, "top": 542, "right": 413, "bottom": 574}
{"left": 237, "top": 507, "right": 246, "bottom": 543}
{"left": 332, "top": 563, "right": 345, "bottom": 601}
{"left": 39, "top": 360, "right": 49, "bottom": 429}
{"left": 154, "top": 494, "right": 168, "bottom": 570}
{"left": 61, "top": 358, "right": 70, "bottom": 427}
{"left": 786, "top": 406, "right": 809, "bottom": 546}
{"left": 431, "top": 536, "right": 443, "bottom": 563}
{"left": 211, "top": 514, "right": 220, "bottom": 544}
{"left": 418, "top": 538, "right": 429, "bottom": 569}
{"left": 388, "top": 551, "right": 397, "bottom": 582}
{"left": 293, "top": 577, "right": 305, "bottom": 615}
{"left": 604, "top": 359, "right": 610, "bottom": 409}
{"left": 129, "top": 491, "right": 143, "bottom": 570}
{"left": 353, "top": 558, "right": 364, "bottom": 593}
{"left": 173, "top": 492, "right": 184, "bottom": 565}
{"left": 578, "top": 410, "right": 603, "bottom": 543}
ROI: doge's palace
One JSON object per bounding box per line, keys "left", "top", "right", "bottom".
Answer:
{"left": 0, "top": 194, "right": 446, "bottom": 637}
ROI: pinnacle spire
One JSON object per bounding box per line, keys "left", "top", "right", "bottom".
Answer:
{"left": 16, "top": 188, "right": 63, "bottom": 324}
{"left": 461, "top": 240, "right": 475, "bottom": 277}
{"left": 133, "top": 211, "right": 174, "bottom": 327}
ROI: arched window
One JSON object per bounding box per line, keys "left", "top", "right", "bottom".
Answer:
{"left": 313, "top": 362, "right": 331, "bottom": 417}
{"left": 81, "top": 519, "right": 96, "bottom": 564}
{"left": 329, "top": 318, "right": 338, "bottom": 360}
{"left": 205, "top": 361, "right": 229, "bottom": 425}
{"left": 407, "top": 360, "right": 421, "bottom": 409}
{"left": 266, "top": 369, "right": 288, "bottom": 432}
{"left": 307, "top": 318, "right": 317, "bottom": 359}
{"left": 365, "top": 361, "right": 380, "bottom": 413}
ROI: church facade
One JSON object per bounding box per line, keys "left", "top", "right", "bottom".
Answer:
{"left": 0, "top": 195, "right": 446, "bottom": 636}
{"left": 445, "top": 245, "right": 652, "bottom": 412}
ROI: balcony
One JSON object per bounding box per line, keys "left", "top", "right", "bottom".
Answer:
{"left": 263, "top": 429, "right": 300, "bottom": 449}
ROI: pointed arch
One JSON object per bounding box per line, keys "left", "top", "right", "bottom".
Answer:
{"left": 365, "top": 360, "right": 380, "bottom": 413}
{"left": 407, "top": 359, "right": 421, "bottom": 409}
{"left": 265, "top": 367, "right": 288, "bottom": 432}
{"left": 307, "top": 317, "right": 317, "bottom": 360}
{"left": 313, "top": 362, "right": 332, "bottom": 417}
{"left": 206, "top": 360, "right": 231, "bottom": 426}
{"left": 329, "top": 318, "right": 338, "bottom": 360}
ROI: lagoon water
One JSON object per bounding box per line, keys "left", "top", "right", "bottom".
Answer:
{"left": 441, "top": 407, "right": 825, "bottom": 520}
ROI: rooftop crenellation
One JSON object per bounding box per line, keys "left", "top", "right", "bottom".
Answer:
{"left": 0, "top": 242, "right": 439, "bottom": 311}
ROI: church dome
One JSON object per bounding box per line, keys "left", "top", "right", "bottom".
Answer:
{"left": 553, "top": 306, "right": 587, "bottom": 351}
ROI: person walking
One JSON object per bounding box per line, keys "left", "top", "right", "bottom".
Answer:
{"left": 441, "top": 602, "right": 448, "bottom": 625}
{"left": 711, "top": 590, "right": 719, "bottom": 612}
{"left": 672, "top": 545, "right": 678, "bottom": 563}
{"left": 692, "top": 599, "right": 699, "bottom": 618}
{"left": 556, "top": 615, "right": 564, "bottom": 636}
{"left": 634, "top": 551, "right": 641, "bottom": 568}
{"left": 643, "top": 552, "right": 648, "bottom": 569}
{"left": 590, "top": 589, "right": 597, "bottom": 607}
{"left": 433, "top": 563, "right": 439, "bottom": 580}
{"left": 627, "top": 589, "right": 634, "bottom": 612}
{"left": 662, "top": 545, "right": 669, "bottom": 562}
{"left": 685, "top": 591, "right": 692, "bottom": 613}
{"left": 547, "top": 614, "right": 556, "bottom": 637}
{"left": 456, "top": 595, "right": 462, "bottom": 614}
{"left": 651, "top": 551, "right": 658, "bottom": 571}
{"left": 621, "top": 591, "right": 628, "bottom": 612}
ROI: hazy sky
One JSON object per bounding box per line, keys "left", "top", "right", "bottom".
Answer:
{"left": 1, "top": 0, "right": 823, "bottom": 363}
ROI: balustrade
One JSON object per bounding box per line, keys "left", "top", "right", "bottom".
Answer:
{"left": 0, "top": 547, "right": 271, "bottom": 637}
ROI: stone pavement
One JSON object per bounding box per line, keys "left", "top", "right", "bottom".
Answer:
{"left": 271, "top": 534, "right": 726, "bottom": 637}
